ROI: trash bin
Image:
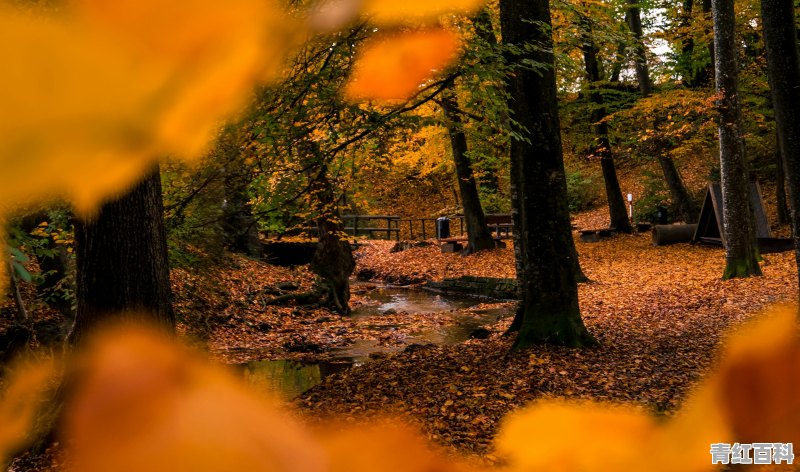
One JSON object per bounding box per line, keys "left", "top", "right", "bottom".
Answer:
{"left": 436, "top": 217, "right": 450, "bottom": 239}
{"left": 655, "top": 206, "right": 669, "bottom": 225}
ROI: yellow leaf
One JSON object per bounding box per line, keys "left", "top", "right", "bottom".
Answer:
{"left": 345, "top": 29, "right": 459, "bottom": 101}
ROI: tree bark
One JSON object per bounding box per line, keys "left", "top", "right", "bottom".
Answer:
{"left": 309, "top": 164, "right": 354, "bottom": 315}
{"left": 70, "top": 166, "right": 175, "bottom": 344}
{"left": 440, "top": 89, "right": 495, "bottom": 254}
{"left": 775, "top": 131, "right": 791, "bottom": 225}
{"left": 625, "top": 0, "right": 652, "bottom": 96}
{"left": 712, "top": 0, "right": 762, "bottom": 279}
{"left": 222, "top": 167, "right": 261, "bottom": 258}
{"left": 500, "top": 0, "right": 596, "bottom": 348}
{"left": 579, "top": 14, "right": 632, "bottom": 233}
{"left": 762, "top": 0, "right": 800, "bottom": 290}
{"left": 657, "top": 154, "right": 699, "bottom": 222}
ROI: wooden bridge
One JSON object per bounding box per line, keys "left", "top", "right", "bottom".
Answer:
{"left": 288, "top": 214, "right": 513, "bottom": 241}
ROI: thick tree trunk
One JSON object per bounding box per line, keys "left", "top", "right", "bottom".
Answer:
{"left": 500, "top": 0, "right": 596, "bottom": 348}
{"left": 625, "top": 0, "right": 652, "bottom": 95}
{"left": 440, "top": 90, "right": 495, "bottom": 254}
{"left": 579, "top": 15, "right": 632, "bottom": 233}
{"left": 762, "top": 0, "right": 800, "bottom": 290}
{"left": 70, "top": 166, "right": 174, "bottom": 344}
{"left": 309, "top": 164, "right": 354, "bottom": 315}
{"left": 712, "top": 0, "right": 762, "bottom": 279}
{"left": 775, "top": 132, "right": 791, "bottom": 225}
{"left": 657, "top": 155, "right": 699, "bottom": 222}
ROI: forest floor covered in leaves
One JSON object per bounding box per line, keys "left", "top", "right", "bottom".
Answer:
{"left": 294, "top": 222, "right": 798, "bottom": 458}
{"left": 4, "top": 210, "right": 800, "bottom": 468}
{"left": 172, "top": 212, "right": 800, "bottom": 457}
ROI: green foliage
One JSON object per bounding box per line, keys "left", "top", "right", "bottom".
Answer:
{"left": 5, "top": 206, "right": 76, "bottom": 312}
{"left": 565, "top": 169, "right": 601, "bottom": 213}
{"left": 162, "top": 162, "right": 226, "bottom": 268}
{"left": 633, "top": 171, "right": 670, "bottom": 223}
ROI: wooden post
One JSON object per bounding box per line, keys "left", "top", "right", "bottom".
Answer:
{"left": 353, "top": 216, "right": 359, "bottom": 240}
{"left": 409, "top": 219, "right": 414, "bottom": 240}
{"left": 421, "top": 219, "right": 426, "bottom": 239}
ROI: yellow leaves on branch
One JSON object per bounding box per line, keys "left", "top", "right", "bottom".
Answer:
{"left": 345, "top": 29, "right": 459, "bottom": 101}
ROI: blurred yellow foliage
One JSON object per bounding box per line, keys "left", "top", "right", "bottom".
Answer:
{"left": 63, "top": 326, "right": 327, "bottom": 472}
{"left": 0, "top": 359, "right": 54, "bottom": 465}
{"left": 0, "top": 0, "right": 479, "bottom": 287}
{"left": 362, "top": 0, "right": 485, "bottom": 24}
{"left": 345, "top": 29, "right": 459, "bottom": 100}
{"left": 0, "top": 0, "right": 295, "bottom": 217}
{"left": 495, "top": 306, "right": 800, "bottom": 471}
{"left": 0, "top": 307, "right": 798, "bottom": 470}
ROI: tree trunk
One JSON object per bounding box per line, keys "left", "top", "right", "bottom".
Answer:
{"left": 762, "top": 0, "right": 800, "bottom": 290}
{"left": 625, "top": 0, "right": 652, "bottom": 95}
{"left": 579, "top": 14, "right": 632, "bottom": 233}
{"left": 712, "top": 0, "right": 762, "bottom": 279}
{"left": 657, "top": 155, "right": 699, "bottom": 222}
{"left": 309, "top": 164, "right": 354, "bottom": 315}
{"left": 440, "top": 89, "right": 495, "bottom": 254}
{"left": 775, "top": 131, "right": 791, "bottom": 225}
{"left": 703, "top": 0, "right": 715, "bottom": 85}
{"left": 222, "top": 167, "right": 261, "bottom": 258}
{"left": 70, "top": 166, "right": 174, "bottom": 344}
{"left": 500, "top": 0, "right": 596, "bottom": 348}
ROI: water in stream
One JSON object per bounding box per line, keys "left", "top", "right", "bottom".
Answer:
{"left": 239, "top": 285, "right": 509, "bottom": 399}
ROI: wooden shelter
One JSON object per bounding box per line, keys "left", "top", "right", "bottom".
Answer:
{"left": 692, "top": 182, "right": 771, "bottom": 246}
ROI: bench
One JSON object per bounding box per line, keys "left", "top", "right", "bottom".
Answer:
{"left": 485, "top": 214, "right": 513, "bottom": 238}
{"left": 438, "top": 236, "right": 507, "bottom": 253}
{"left": 578, "top": 228, "right": 615, "bottom": 243}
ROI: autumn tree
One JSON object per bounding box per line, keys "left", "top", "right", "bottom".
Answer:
{"left": 70, "top": 167, "right": 174, "bottom": 344}
{"left": 674, "top": 0, "right": 714, "bottom": 88}
{"left": 440, "top": 88, "right": 495, "bottom": 254}
{"left": 624, "top": 0, "right": 698, "bottom": 223}
{"left": 711, "top": 0, "right": 761, "bottom": 279}
{"left": 500, "top": 0, "right": 596, "bottom": 348}
{"left": 761, "top": 0, "right": 800, "bottom": 290}
{"left": 577, "top": 8, "right": 631, "bottom": 233}
{"left": 624, "top": 0, "right": 652, "bottom": 96}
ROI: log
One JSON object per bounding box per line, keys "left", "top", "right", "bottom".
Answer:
{"left": 651, "top": 224, "right": 698, "bottom": 246}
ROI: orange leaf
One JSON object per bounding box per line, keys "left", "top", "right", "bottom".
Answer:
{"left": 345, "top": 29, "right": 458, "bottom": 101}
{"left": 362, "top": 0, "right": 485, "bottom": 24}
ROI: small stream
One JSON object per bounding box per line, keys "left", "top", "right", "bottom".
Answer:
{"left": 240, "top": 285, "right": 509, "bottom": 399}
